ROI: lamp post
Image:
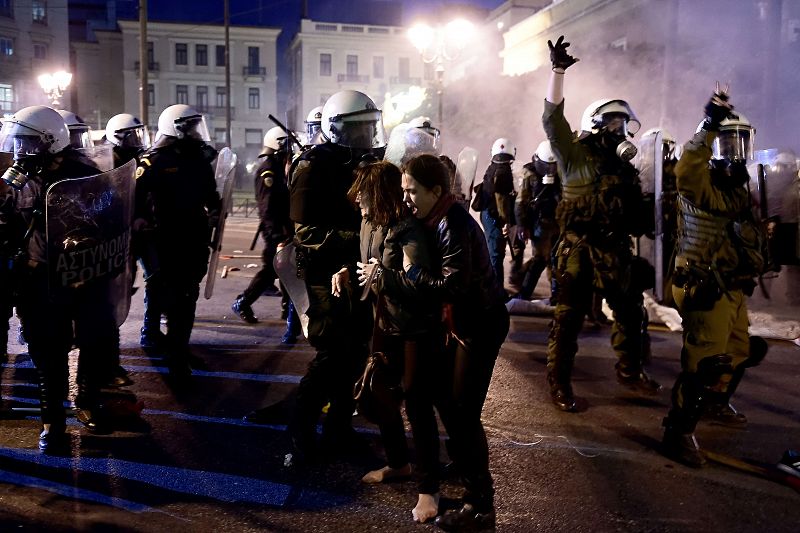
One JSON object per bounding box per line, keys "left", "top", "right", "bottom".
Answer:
{"left": 407, "top": 19, "right": 474, "bottom": 128}
{"left": 38, "top": 70, "right": 72, "bottom": 109}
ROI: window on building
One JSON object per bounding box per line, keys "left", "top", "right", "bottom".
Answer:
{"left": 175, "top": 43, "right": 188, "bottom": 65}
{"left": 216, "top": 87, "right": 227, "bottom": 108}
{"left": 33, "top": 42, "right": 47, "bottom": 60}
{"left": 215, "top": 128, "right": 227, "bottom": 145}
{"left": 319, "top": 53, "right": 331, "bottom": 76}
{"left": 147, "top": 84, "right": 155, "bottom": 107}
{"left": 373, "top": 56, "right": 384, "bottom": 79}
{"left": 216, "top": 45, "right": 225, "bottom": 66}
{"left": 0, "top": 83, "right": 13, "bottom": 112}
{"left": 248, "top": 88, "right": 260, "bottom": 110}
{"left": 0, "top": 0, "right": 12, "bottom": 18}
{"left": 248, "top": 46, "right": 260, "bottom": 67}
{"left": 245, "top": 129, "right": 262, "bottom": 146}
{"left": 346, "top": 54, "right": 358, "bottom": 76}
{"left": 176, "top": 85, "right": 189, "bottom": 104}
{"left": 32, "top": 0, "right": 46, "bottom": 24}
{"left": 398, "top": 57, "right": 409, "bottom": 79}
{"left": 196, "top": 44, "right": 207, "bottom": 66}
{"left": 196, "top": 85, "right": 208, "bottom": 110}
{"left": 0, "top": 37, "right": 12, "bottom": 56}
{"left": 147, "top": 41, "right": 154, "bottom": 64}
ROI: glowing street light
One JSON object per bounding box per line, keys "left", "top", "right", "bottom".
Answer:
{"left": 38, "top": 70, "right": 72, "bottom": 109}
{"left": 407, "top": 18, "right": 474, "bottom": 127}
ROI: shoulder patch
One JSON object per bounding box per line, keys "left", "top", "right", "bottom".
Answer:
{"left": 260, "top": 170, "right": 275, "bottom": 178}
{"left": 263, "top": 176, "right": 274, "bottom": 187}
{"left": 135, "top": 166, "right": 146, "bottom": 179}
{"left": 139, "top": 157, "right": 152, "bottom": 167}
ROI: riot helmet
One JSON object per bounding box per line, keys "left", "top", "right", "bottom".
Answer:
{"left": 491, "top": 137, "right": 515, "bottom": 163}
{"left": 580, "top": 98, "right": 640, "bottom": 162}
{"left": 321, "top": 90, "right": 386, "bottom": 150}
{"left": 261, "top": 126, "right": 288, "bottom": 155}
{"left": 156, "top": 104, "right": 211, "bottom": 142}
{"left": 305, "top": 106, "right": 324, "bottom": 144}
{"left": 534, "top": 140, "right": 557, "bottom": 184}
{"left": 641, "top": 127, "right": 678, "bottom": 161}
{"left": 0, "top": 105, "right": 69, "bottom": 189}
{"left": 57, "top": 109, "right": 93, "bottom": 150}
{"left": 712, "top": 112, "right": 755, "bottom": 163}
{"left": 105, "top": 113, "right": 151, "bottom": 150}
{"left": 408, "top": 116, "right": 441, "bottom": 153}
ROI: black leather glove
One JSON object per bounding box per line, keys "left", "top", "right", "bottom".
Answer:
{"left": 548, "top": 35, "right": 579, "bottom": 71}
{"left": 703, "top": 90, "right": 733, "bottom": 131}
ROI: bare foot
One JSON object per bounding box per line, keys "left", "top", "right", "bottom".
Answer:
{"left": 361, "top": 464, "right": 412, "bottom": 484}
{"left": 412, "top": 492, "right": 439, "bottom": 523}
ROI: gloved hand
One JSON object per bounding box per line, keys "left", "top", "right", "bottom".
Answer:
{"left": 548, "top": 35, "right": 579, "bottom": 71}
{"left": 703, "top": 83, "right": 733, "bottom": 130}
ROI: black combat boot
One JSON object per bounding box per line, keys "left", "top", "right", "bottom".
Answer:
{"left": 661, "top": 422, "right": 706, "bottom": 468}
{"left": 702, "top": 394, "right": 747, "bottom": 428}
{"left": 231, "top": 294, "right": 258, "bottom": 323}
{"left": 435, "top": 503, "right": 496, "bottom": 532}
{"left": 662, "top": 372, "right": 706, "bottom": 468}
{"left": 616, "top": 367, "right": 662, "bottom": 395}
{"left": 546, "top": 371, "right": 576, "bottom": 412}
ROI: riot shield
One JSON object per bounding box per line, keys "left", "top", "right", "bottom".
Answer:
{"left": 273, "top": 242, "right": 309, "bottom": 338}
{"left": 457, "top": 146, "right": 479, "bottom": 202}
{"left": 204, "top": 147, "right": 237, "bottom": 299}
{"left": 45, "top": 159, "right": 136, "bottom": 326}
{"left": 751, "top": 150, "right": 800, "bottom": 265}
{"left": 384, "top": 123, "right": 440, "bottom": 167}
{"left": 635, "top": 131, "right": 668, "bottom": 301}
{"left": 79, "top": 143, "right": 114, "bottom": 172}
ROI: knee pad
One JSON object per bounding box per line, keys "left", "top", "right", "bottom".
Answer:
{"left": 696, "top": 354, "right": 734, "bottom": 387}
{"left": 744, "top": 335, "right": 768, "bottom": 368}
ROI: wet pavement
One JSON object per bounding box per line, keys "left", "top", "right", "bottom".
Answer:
{"left": 1, "top": 215, "right": 798, "bottom": 532}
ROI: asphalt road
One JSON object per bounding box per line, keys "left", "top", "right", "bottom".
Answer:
{"left": 0, "top": 215, "right": 798, "bottom": 532}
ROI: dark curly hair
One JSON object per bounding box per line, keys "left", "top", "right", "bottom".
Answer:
{"left": 347, "top": 160, "right": 406, "bottom": 227}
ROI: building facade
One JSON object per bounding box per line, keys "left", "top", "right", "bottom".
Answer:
{"left": 287, "top": 18, "right": 434, "bottom": 132}
{"left": 0, "top": 0, "right": 70, "bottom": 114}
{"left": 117, "top": 20, "right": 280, "bottom": 163}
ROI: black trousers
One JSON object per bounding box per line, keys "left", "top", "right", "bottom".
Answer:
{"left": 242, "top": 239, "right": 279, "bottom": 304}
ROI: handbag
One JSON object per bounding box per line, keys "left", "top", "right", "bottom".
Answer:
{"left": 353, "top": 297, "right": 401, "bottom": 423}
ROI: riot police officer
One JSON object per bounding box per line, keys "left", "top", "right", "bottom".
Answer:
{"left": 285, "top": 90, "right": 385, "bottom": 463}
{"left": 0, "top": 105, "right": 108, "bottom": 451}
{"left": 476, "top": 138, "right": 516, "bottom": 286}
{"left": 515, "top": 141, "right": 561, "bottom": 301}
{"left": 304, "top": 106, "right": 324, "bottom": 147}
{"left": 231, "top": 127, "right": 293, "bottom": 329}
{"left": 57, "top": 110, "right": 94, "bottom": 151}
{"left": 662, "top": 90, "right": 768, "bottom": 467}
{"left": 134, "top": 104, "right": 221, "bottom": 378}
{"left": 106, "top": 113, "right": 151, "bottom": 168}
{"left": 542, "top": 36, "right": 660, "bottom": 412}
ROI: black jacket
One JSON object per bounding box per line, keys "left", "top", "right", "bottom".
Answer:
{"left": 408, "top": 198, "right": 507, "bottom": 339}
{"left": 254, "top": 153, "right": 290, "bottom": 241}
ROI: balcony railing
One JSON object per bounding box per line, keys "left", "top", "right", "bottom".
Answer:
{"left": 134, "top": 61, "right": 160, "bottom": 72}
{"left": 390, "top": 76, "right": 421, "bottom": 86}
{"left": 337, "top": 74, "right": 369, "bottom": 83}
{"left": 242, "top": 66, "right": 266, "bottom": 77}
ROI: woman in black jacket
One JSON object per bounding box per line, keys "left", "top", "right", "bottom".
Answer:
{"left": 401, "top": 154, "right": 510, "bottom": 531}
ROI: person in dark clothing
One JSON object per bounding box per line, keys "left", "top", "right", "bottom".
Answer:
{"left": 477, "top": 138, "right": 516, "bottom": 286}
{"left": 285, "top": 90, "right": 386, "bottom": 464}
{"left": 345, "top": 162, "right": 443, "bottom": 503}
{"left": 0, "top": 105, "right": 112, "bottom": 452}
{"left": 542, "top": 36, "right": 660, "bottom": 412}
{"left": 133, "top": 104, "right": 221, "bottom": 379}
{"left": 515, "top": 140, "right": 562, "bottom": 301}
{"left": 231, "top": 126, "right": 292, "bottom": 326}
{"left": 106, "top": 113, "right": 151, "bottom": 169}
{"left": 400, "top": 154, "right": 510, "bottom": 530}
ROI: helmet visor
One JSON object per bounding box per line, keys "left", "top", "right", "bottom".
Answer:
{"left": 115, "top": 125, "right": 151, "bottom": 150}
{"left": 713, "top": 127, "right": 753, "bottom": 162}
{"left": 0, "top": 121, "right": 50, "bottom": 156}
{"left": 306, "top": 121, "right": 321, "bottom": 140}
{"left": 174, "top": 114, "right": 211, "bottom": 142}
{"left": 69, "top": 127, "right": 93, "bottom": 150}
{"left": 329, "top": 109, "right": 386, "bottom": 149}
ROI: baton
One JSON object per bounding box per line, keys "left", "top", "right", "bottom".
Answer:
{"left": 249, "top": 226, "right": 261, "bottom": 251}
{"left": 267, "top": 114, "right": 304, "bottom": 151}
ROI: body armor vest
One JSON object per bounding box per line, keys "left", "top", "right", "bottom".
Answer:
{"left": 675, "top": 194, "right": 728, "bottom": 270}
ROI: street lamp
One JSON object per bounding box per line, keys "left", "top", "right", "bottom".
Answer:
{"left": 408, "top": 19, "right": 474, "bottom": 127}
{"left": 38, "top": 70, "right": 72, "bottom": 109}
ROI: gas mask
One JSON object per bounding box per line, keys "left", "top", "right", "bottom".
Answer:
{"left": 534, "top": 158, "right": 557, "bottom": 184}
{"left": 2, "top": 156, "right": 42, "bottom": 190}
{"left": 602, "top": 113, "right": 638, "bottom": 162}
{"left": 615, "top": 139, "right": 638, "bottom": 162}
